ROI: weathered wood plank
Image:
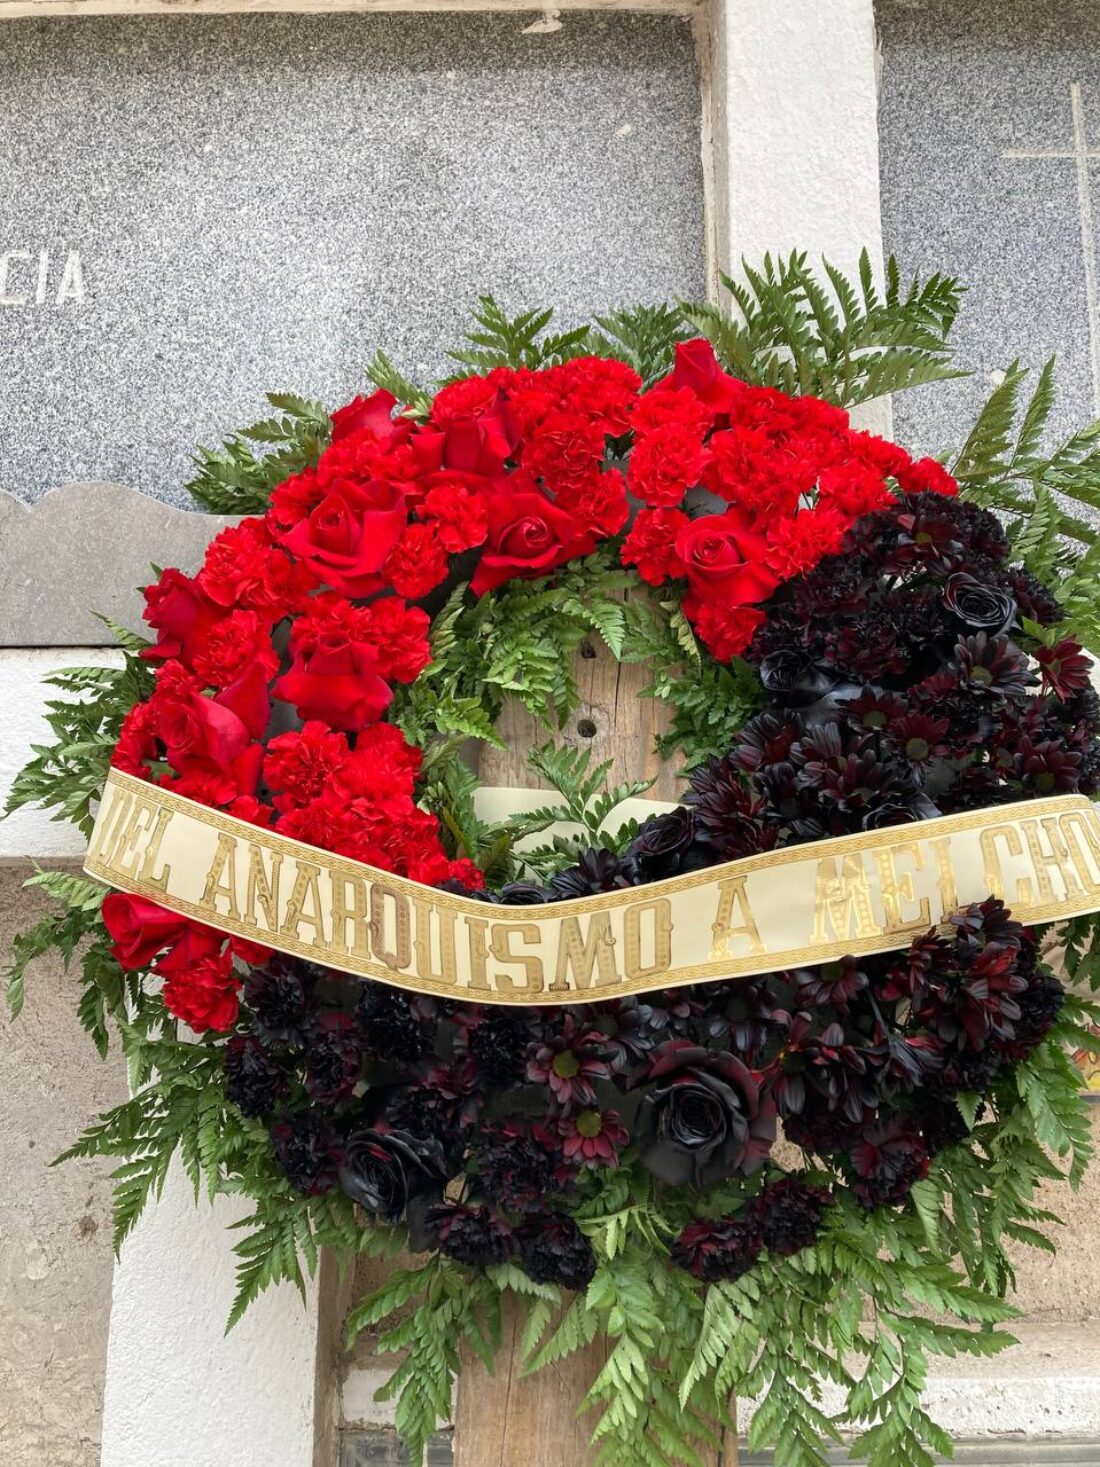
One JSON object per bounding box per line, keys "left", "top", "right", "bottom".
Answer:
{"left": 454, "top": 636, "right": 714, "bottom": 1466}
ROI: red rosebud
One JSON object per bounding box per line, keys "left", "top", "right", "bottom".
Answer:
{"left": 667, "top": 338, "right": 744, "bottom": 413}
{"left": 155, "top": 921, "right": 225, "bottom": 976}
{"left": 102, "top": 893, "right": 189, "bottom": 969}
{"left": 142, "top": 569, "right": 221, "bottom": 664}
{"left": 330, "top": 388, "right": 399, "bottom": 443}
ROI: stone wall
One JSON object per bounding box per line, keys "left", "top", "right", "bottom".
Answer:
{"left": 0, "top": 861, "right": 127, "bottom": 1467}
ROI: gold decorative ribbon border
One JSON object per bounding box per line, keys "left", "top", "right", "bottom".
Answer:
{"left": 85, "top": 769, "right": 1100, "bottom": 1006}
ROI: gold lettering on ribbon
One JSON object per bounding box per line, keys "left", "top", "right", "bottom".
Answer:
{"left": 245, "top": 844, "right": 284, "bottom": 934}
{"left": 927, "top": 835, "right": 958, "bottom": 918}
{"left": 281, "top": 861, "right": 328, "bottom": 948}
{"left": 201, "top": 832, "right": 241, "bottom": 920}
{"left": 623, "top": 898, "right": 673, "bottom": 982}
{"left": 811, "top": 855, "right": 879, "bottom": 942}
{"left": 489, "top": 922, "right": 544, "bottom": 994}
{"left": 1021, "top": 817, "right": 1085, "bottom": 903}
{"left": 412, "top": 896, "right": 458, "bottom": 987}
{"left": 980, "top": 823, "right": 1025, "bottom": 902}
{"left": 710, "top": 876, "right": 765, "bottom": 958}
{"left": 370, "top": 883, "right": 411, "bottom": 971}
{"left": 551, "top": 913, "right": 620, "bottom": 993}
{"left": 1061, "top": 811, "right": 1100, "bottom": 892}
{"left": 137, "top": 805, "right": 174, "bottom": 891}
{"left": 873, "top": 842, "right": 931, "bottom": 935}
{"left": 464, "top": 915, "right": 491, "bottom": 991}
{"left": 330, "top": 874, "right": 370, "bottom": 959}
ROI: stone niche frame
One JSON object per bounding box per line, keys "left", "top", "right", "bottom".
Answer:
{"left": 0, "top": 3, "right": 886, "bottom": 1465}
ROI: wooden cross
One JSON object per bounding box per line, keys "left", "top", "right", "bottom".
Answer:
{"left": 1003, "top": 80, "right": 1100, "bottom": 416}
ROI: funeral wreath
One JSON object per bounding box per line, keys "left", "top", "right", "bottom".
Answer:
{"left": 8, "top": 257, "right": 1100, "bottom": 1467}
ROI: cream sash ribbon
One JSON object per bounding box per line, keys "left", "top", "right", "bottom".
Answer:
{"left": 85, "top": 768, "right": 1100, "bottom": 1005}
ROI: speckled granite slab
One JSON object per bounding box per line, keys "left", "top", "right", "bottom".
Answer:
{"left": 0, "top": 10, "right": 704, "bottom": 507}
{"left": 878, "top": 0, "right": 1100, "bottom": 491}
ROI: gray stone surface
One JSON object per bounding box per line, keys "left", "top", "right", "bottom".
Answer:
{"left": 0, "top": 482, "right": 232, "bottom": 644}
{"left": 877, "top": 0, "right": 1100, "bottom": 464}
{"left": 0, "top": 859, "right": 127, "bottom": 1467}
{"left": 0, "top": 11, "right": 704, "bottom": 508}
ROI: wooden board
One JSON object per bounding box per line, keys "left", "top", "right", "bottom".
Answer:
{"left": 452, "top": 635, "right": 728, "bottom": 1466}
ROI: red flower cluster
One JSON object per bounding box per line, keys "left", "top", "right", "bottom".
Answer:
{"left": 111, "top": 339, "right": 957, "bottom": 1028}
{"left": 619, "top": 340, "right": 957, "bottom": 656}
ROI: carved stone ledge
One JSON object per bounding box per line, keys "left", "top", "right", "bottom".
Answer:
{"left": 0, "top": 484, "right": 235, "bottom": 647}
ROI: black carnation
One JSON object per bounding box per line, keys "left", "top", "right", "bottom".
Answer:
{"left": 516, "top": 1214, "right": 596, "bottom": 1292}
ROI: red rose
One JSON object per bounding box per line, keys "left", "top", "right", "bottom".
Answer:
{"left": 470, "top": 490, "right": 596, "bottom": 596}
{"left": 330, "top": 388, "right": 399, "bottom": 443}
{"left": 675, "top": 512, "right": 778, "bottom": 608}
{"left": 273, "top": 605, "right": 393, "bottom": 732}
{"left": 280, "top": 478, "right": 406, "bottom": 598}
{"left": 667, "top": 338, "right": 743, "bottom": 414}
{"left": 155, "top": 920, "right": 224, "bottom": 976}
{"left": 150, "top": 671, "right": 253, "bottom": 772}
{"left": 142, "top": 569, "right": 221, "bottom": 664}
{"left": 102, "top": 893, "right": 189, "bottom": 969}
{"left": 162, "top": 949, "right": 241, "bottom": 1033}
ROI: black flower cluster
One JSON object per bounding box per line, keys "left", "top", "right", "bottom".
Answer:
{"left": 224, "top": 493, "right": 1086, "bottom": 1287}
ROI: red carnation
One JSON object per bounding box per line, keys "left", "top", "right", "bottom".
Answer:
{"left": 263, "top": 721, "right": 352, "bottom": 812}
{"left": 766, "top": 505, "right": 849, "bottom": 579}
{"left": 553, "top": 469, "right": 630, "bottom": 537}
{"left": 383, "top": 521, "right": 450, "bottom": 600}
{"left": 522, "top": 410, "right": 607, "bottom": 493}
{"left": 198, "top": 519, "right": 317, "bottom": 613}
{"left": 421, "top": 476, "right": 490, "bottom": 552}
{"left": 471, "top": 490, "right": 596, "bottom": 596}
{"left": 190, "top": 609, "right": 279, "bottom": 689}
{"left": 690, "top": 602, "right": 765, "bottom": 661}
{"left": 361, "top": 598, "right": 432, "bottom": 684}
{"left": 162, "top": 948, "right": 241, "bottom": 1033}
{"left": 553, "top": 355, "right": 641, "bottom": 433}
{"left": 895, "top": 456, "right": 958, "bottom": 497}
{"left": 626, "top": 420, "right": 709, "bottom": 508}
{"left": 279, "top": 478, "right": 406, "bottom": 599}
{"left": 620, "top": 506, "right": 690, "bottom": 585}
{"left": 675, "top": 511, "right": 778, "bottom": 608}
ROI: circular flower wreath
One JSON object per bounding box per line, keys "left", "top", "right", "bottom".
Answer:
{"left": 96, "top": 336, "right": 1099, "bottom": 1306}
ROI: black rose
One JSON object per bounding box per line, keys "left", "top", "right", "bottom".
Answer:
{"left": 337, "top": 1127, "right": 450, "bottom": 1222}
{"left": 759, "top": 651, "right": 839, "bottom": 708}
{"left": 635, "top": 1040, "right": 776, "bottom": 1188}
{"left": 498, "top": 880, "right": 554, "bottom": 905}
{"left": 861, "top": 792, "right": 940, "bottom": 829}
{"left": 942, "top": 573, "right": 1016, "bottom": 636}
{"left": 626, "top": 807, "right": 698, "bottom": 880}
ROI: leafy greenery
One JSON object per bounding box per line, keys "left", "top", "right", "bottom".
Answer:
{"left": 682, "top": 250, "right": 964, "bottom": 408}
{"left": 187, "top": 391, "right": 331, "bottom": 514}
